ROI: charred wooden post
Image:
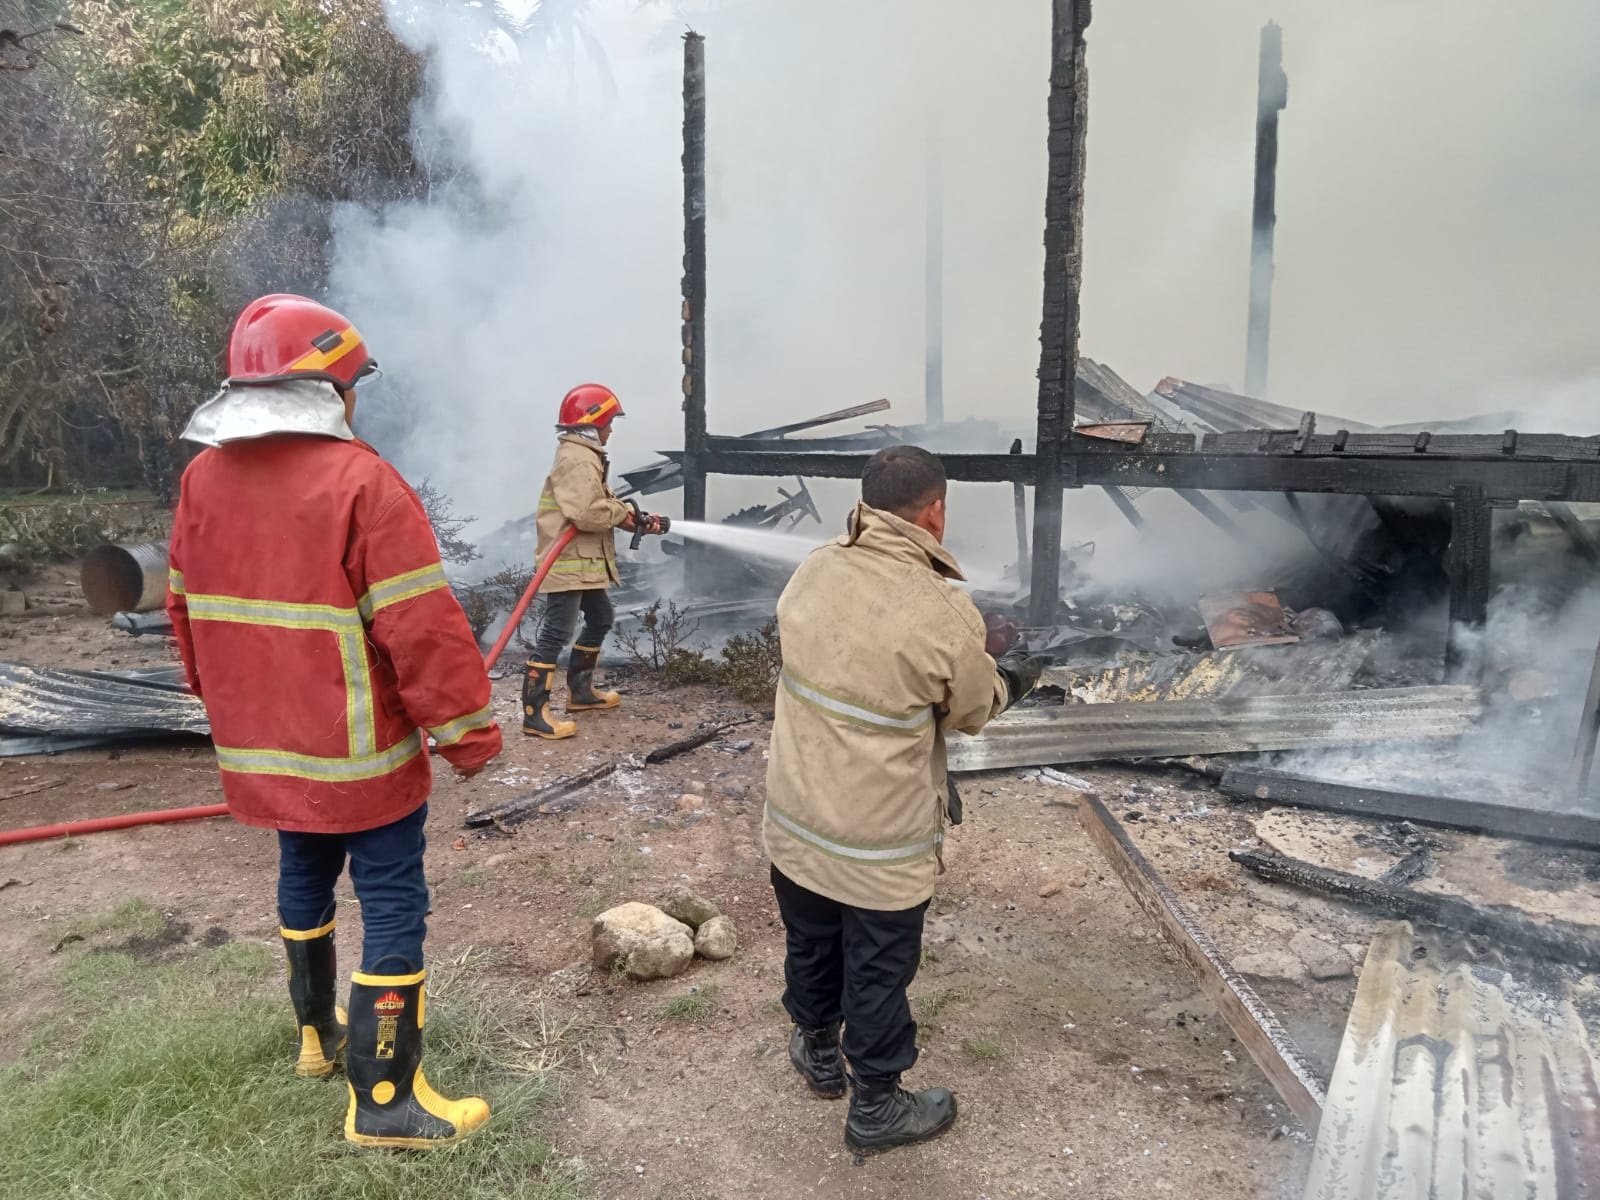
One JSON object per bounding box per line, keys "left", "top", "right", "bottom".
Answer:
{"left": 1245, "top": 22, "right": 1287, "bottom": 398}
{"left": 1028, "top": 0, "right": 1091, "bottom": 628}
{"left": 1010, "top": 439, "right": 1029, "bottom": 589}
{"left": 1444, "top": 484, "right": 1491, "bottom": 681}
{"left": 925, "top": 124, "right": 945, "bottom": 426}
{"left": 1567, "top": 636, "right": 1600, "bottom": 799}
{"left": 680, "top": 32, "right": 709, "bottom": 556}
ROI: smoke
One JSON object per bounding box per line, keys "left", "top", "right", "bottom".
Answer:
{"left": 329, "top": 0, "right": 1599, "bottom": 537}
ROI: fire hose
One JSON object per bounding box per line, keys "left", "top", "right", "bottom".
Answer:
{"left": 1, "top": 509, "right": 667, "bottom": 849}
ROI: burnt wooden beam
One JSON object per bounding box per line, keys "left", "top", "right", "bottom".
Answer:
{"left": 1102, "top": 485, "right": 1146, "bottom": 530}
{"left": 680, "top": 32, "right": 709, "bottom": 538}
{"left": 1545, "top": 501, "right": 1600, "bottom": 564}
{"left": 1176, "top": 489, "right": 1242, "bottom": 534}
{"left": 1229, "top": 848, "right": 1600, "bottom": 972}
{"left": 1445, "top": 484, "right": 1491, "bottom": 680}
{"left": 1220, "top": 766, "right": 1600, "bottom": 852}
{"left": 696, "top": 446, "right": 1600, "bottom": 503}
{"left": 1079, "top": 795, "right": 1326, "bottom": 1131}
{"left": 1245, "top": 21, "right": 1287, "bottom": 397}
{"left": 1028, "top": 0, "right": 1092, "bottom": 627}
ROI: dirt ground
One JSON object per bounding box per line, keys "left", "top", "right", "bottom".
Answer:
{"left": 12, "top": 568, "right": 1577, "bottom": 1199}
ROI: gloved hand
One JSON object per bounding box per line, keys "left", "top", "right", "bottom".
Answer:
{"left": 641, "top": 513, "right": 668, "bottom": 536}
{"left": 995, "top": 649, "right": 1047, "bottom": 710}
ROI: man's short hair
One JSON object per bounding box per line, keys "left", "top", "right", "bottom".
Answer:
{"left": 861, "top": 445, "right": 947, "bottom": 518}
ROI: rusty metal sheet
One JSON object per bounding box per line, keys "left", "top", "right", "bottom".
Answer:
{"left": 1198, "top": 590, "right": 1299, "bottom": 649}
{"left": 1075, "top": 421, "right": 1151, "bottom": 444}
{"left": 1305, "top": 922, "right": 1600, "bottom": 1200}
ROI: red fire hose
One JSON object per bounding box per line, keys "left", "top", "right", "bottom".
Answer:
{"left": 0, "top": 803, "right": 232, "bottom": 848}
{"left": 480, "top": 525, "right": 577, "bottom": 671}
{"left": 0, "top": 529, "right": 582, "bottom": 849}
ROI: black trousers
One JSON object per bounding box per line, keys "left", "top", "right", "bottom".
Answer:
{"left": 531, "top": 588, "right": 614, "bottom": 665}
{"left": 770, "top": 865, "right": 928, "bottom": 1087}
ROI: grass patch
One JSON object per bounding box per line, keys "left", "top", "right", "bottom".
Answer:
{"left": 55, "top": 897, "right": 168, "bottom": 945}
{"left": 657, "top": 984, "right": 721, "bottom": 1022}
{"left": 919, "top": 948, "right": 940, "bottom": 969}
{"left": 459, "top": 866, "right": 489, "bottom": 889}
{"left": 963, "top": 1035, "right": 1005, "bottom": 1061}
{"left": 915, "top": 986, "right": 969, "bottom": 1020}
{"left": 1, "top": 908, "right": 585, "bottom": 1200}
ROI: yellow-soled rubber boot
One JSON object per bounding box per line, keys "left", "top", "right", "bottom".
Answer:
{"left": 522, "top": 662, "right": 577, "bottom": 739}
{"left": 344, "top": 969, "right": 490, "bottom": 1148}
{"left": 566, "top": 645, "right": 620, "bottom": 711}
{"left": 281, "top": 919, "right": 347, "bottom": 1079}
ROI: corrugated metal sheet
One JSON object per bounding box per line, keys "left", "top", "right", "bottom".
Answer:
{"left": 0, "top": 664, "right": 208, "bottom": 755}
{"left": 1305, "top": 921, "right": 1600, "bottom": 1200}
{"left": 945, "top": 685, "right": 1482, "bottom": 773}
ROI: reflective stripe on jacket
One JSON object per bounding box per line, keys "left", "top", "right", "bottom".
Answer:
{"left": 167, "top": 433, "right": 502, "bottom": 834}
{"left": 533, "top": 433, "right": 631, "bottom": 592}
{"left": 762, "top": 502, "right": 1008, "bottom": 911}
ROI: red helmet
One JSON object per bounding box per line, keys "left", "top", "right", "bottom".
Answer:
{"left": 558, "top": 383, "right": 624, "bottom": 430}
{"left": 225, "top": 294, "right": 376, "bottom": 389}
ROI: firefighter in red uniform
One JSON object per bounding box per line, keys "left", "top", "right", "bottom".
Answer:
{"left": 167, "top": 294, "right": 503, "bottom": 1148}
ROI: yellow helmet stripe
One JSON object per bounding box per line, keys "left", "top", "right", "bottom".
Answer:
{"left": 577, "top": 395, "right": 619, "bottom": 425}
{"left": 286, "top": 324, "right": 364, "bottom": 374}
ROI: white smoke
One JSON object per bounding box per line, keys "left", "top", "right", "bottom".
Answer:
{"left": 331, "top": 0, "right": 1600, "bottom": 537}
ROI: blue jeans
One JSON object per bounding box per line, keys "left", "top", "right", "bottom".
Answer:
{"left": 277, "top": 803, "right": 430, "bottom": 974}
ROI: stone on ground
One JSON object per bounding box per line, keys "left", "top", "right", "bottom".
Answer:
{"left": 657, "top": 883, "right": 720, "bottom": 930}
{"left": 694, "top": 914, "right": 737, "bottom": 960}
{"left": 592, "top": 902, "right": 695, "bottom": 982}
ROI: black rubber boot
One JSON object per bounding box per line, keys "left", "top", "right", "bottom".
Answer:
{"left": 521, "top": 662, "right": 576, "bottom": 739}
{"left": 844, "top": 1078, "right": 958, "bottom": 1156}
{"left": 566, "top": 645, "right": 620, "bottom": 711}
{"left": 789, "top": 1024, "right": 846, "bottom": 1099}
{"left": 344, "top": 969, "right": 490, "bottom": 1148}
{"left": 281, "top": 917, "right": 347, "bottom": 1078}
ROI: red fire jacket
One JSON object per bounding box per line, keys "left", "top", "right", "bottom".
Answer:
{"left": 167, "top": 435, "right": 502, "bottom": 834}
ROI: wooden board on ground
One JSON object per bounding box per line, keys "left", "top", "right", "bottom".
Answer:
{"left": 1076, "top": 793, "right": 1327, "bottom": 1132}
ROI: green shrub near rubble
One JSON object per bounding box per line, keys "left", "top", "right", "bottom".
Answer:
{"left": 616, "top": 600, "right": 782, "bottom": 706}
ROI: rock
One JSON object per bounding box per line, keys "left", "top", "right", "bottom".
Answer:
{"left": 1306, "top": 956, "right": 1354, "bottom": 982}
{"left": 1289, "top": 930, "right": 1354, "bottom": 981}
{"left": 1039, "top": 881, "right": 1063, "bottom": 898}
{"left": 0, "top": 590, "right": 25, "bottom": 616}
{"left": 1233, "top": 951, "right": 1307, "bottom": 983}
{"left": 694, "top": 914, "right": 737, "bottom": 960}
{"left": 657, "top": 883, "right": 720, "bottom": 930}
{"left": 592, "top": 903, "right": 695, "bottom": 982}
{"left": 675, "top": 793, "right": 706, "bottom": 814}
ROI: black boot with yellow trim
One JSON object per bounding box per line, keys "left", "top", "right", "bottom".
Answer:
{"left": 344, "top": 968, "right": 490, "bottom": 1148}
{"left": 281, "top": 915, "right": 347, "bottom": 1079}
{"left": 521, "top": 661, "right": 576, "bottom": 739}
{"left": 566, "top": 645, "right": 620, "bottom": 711}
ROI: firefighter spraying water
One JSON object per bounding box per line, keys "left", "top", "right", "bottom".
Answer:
{"left": 521, "top": 383, "right": 669, "bottom": 740}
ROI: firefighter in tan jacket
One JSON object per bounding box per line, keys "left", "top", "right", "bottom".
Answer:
{"left": 763, "top": 445, "right": 1046, "bottom": 1155}
{"left": 523, "top": 383, "right": 665, "bottom": 739}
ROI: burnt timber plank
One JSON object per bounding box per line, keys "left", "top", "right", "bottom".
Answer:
{"left": 945, "top": 685, "right": 1481, "bottom": 772}
{"left": 1078, "top": 794, "right": 1326, "bottom": 1131}
{"left": 1229, "top": 849, "right": 1600, "bottom": 972}
{"left": 1220, "top": 766, "right": 1600, "bottom": 852}
{"left": 1566, "top": 636, "right": 1600, "bottom": 800}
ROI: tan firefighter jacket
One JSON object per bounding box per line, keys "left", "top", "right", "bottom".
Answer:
{"left": 763, "top": 501, "right": 1009, "bottom": 911}
{"left": 535, "top": 433, "right": 632, "bottom": 592}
